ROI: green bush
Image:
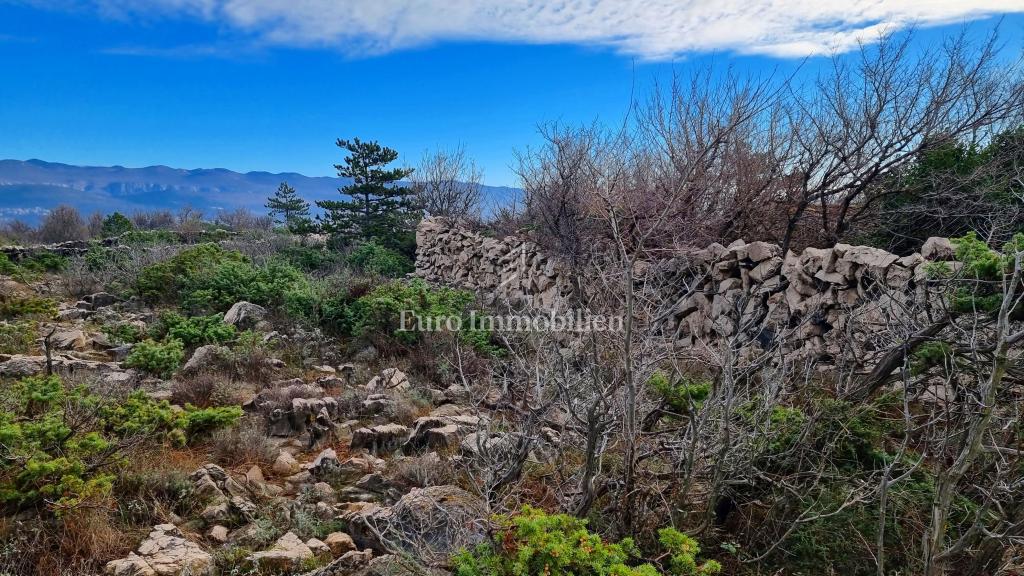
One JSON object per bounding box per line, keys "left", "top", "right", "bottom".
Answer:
{"left": 137, "top": 244, "right": 246, "bottom": 305}
{"left": 1, "top": 375, "right": 242, "bottom": 512}
{"left": 0, "top": 376, "right": 241, "bottom": 516}
{"left": 452, "top": 506, "right": 720, "bottom": 576}
{"left": 181, "top": 258, "right": 307, "bottom": 312}
{"left": 19, "top": 252, "right": 67, "bottom": 273}
{"left": 0, "top": 376, "right": 115, "bottom": 513}
{"left": 648, "top": 371, "right": 711, "bottom": 414}
{"left": 0, "top": 321, "right": 36, "bottom": 354}
{"left": 943, "top": 232, "right": 1024, "bottom": 314}
{"left": 347, "top": 240, "right": 413, "bottom": 278}
{"left": 911, "top": 341, "right": 955, "bottom": 375}
{"left": 101, "top": 321, "right": 143, "bottom": 345}
{"left": 280, "top": 244, "right": 344, "bottom": 273}
{"left": 183, "top": 405, "right": 243, "bottom": 439}
{"left": 100, "top": 212, "right": 134, "bottom": 237}
{"left": 346, "top": 279, "right": 499, "bottom": 354}
{"left": 0, "top": 254, "right": 19, "bottom": 275}
{"left": 0, "top": 295, "right": 58, "bottom": 320}
{"left": 120, "top": 229, "right": 178, "bottom": 245}
{"left": 102, "top": 391, "right": 240, "bottom": 445}
{"left": 101, "top": 390, "right": 189, "bottom": 446}
{"left": 137, "top": 243, "right": 311, "bottom": 313}
{"left": 124, "top": 339, "right": 185, "bottom": 378}
{"left": 155, "top": 311, "right": 236, "bottom": 348}
{"left": 0, "top": 253, "right": 63, "bottom": 279}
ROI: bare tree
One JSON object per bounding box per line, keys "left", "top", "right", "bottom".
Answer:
{"left": 86, "top": 211, "right": 104, "bottom": 238}
{"left": 413, "top": 145, "right": 485, "bottom": 220}
{"left": 215, "top": 207, "right": 273, "bottom": 232}
{"left": 176, "top": 206, "right": 204, "bottom": 243}
{"left": 0, "top": 220, "right": 37, "bottom": 244}
{"left": 777, "top": 31, "right": 1024, "bottom": 251}
{"left": 131, "top": 209, "right": 176, "bottom": 230}
{"left": 38, "top": 205, "right": 87, "bottom": 243}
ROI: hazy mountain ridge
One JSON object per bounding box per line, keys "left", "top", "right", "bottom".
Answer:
{"left": 0, "top": 159, "right": 520, "bottom": 222}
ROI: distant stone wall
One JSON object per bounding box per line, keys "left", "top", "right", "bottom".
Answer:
{"left": 418, "top": 217, "right": 957, "bottom": 366}
{"left": 415, "top": 218, "right": 574, "bottom": 309}
{"left": 0, "top": 230, "right": 247, "bottom": 264}
{"left": 0, "top": 239, "right": 106, "bottom": 262}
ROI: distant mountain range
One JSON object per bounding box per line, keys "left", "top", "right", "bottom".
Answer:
{"left": 0, "top": 159, "right": 521, "bottom": 223}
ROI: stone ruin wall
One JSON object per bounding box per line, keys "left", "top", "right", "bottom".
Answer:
{"left": 415, "top": 218, "right": 575, "bottom": 310}
{"left": 415, "top": 217, "right": 960, "bottom": 369}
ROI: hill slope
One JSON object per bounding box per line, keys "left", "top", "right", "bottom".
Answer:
{"left": 0, "top": 159, "right": 520, "bottom": 223}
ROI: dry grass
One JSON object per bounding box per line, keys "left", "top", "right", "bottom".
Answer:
{"left": 171, "top": 370, "right": 244, "bottom": 407}
{"left": 209, "top": 415, "right": 278, "bottom": 469}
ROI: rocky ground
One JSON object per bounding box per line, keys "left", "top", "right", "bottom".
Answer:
{"left": 0, "top": 275, "right": 533, "bottom": 576}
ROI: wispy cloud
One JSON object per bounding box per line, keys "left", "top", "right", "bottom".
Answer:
{"left": 28, "top": 0, "right": 1024, "bottom": 59}
{"left": 0, "top": 33, "right": 37, "bottom": 43}
{"left": 99, "top": 42, "right": 258, "bottom": 59}
{"left": 0, "top": 206, "right": 50, "bottom": 217}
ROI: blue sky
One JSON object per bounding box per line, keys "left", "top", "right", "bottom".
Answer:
{"left": 1, "top": 1, "right": 1023, "bottom": 187}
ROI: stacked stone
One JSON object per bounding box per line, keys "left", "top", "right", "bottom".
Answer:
{"left": 415, "top": 218, "right": 572, "bottom": 309}
{"left": 655, "top": 238, "right": 950, "bottom": 366}
{"left": 416, "top": 218, "right": 962, "bottom": 369}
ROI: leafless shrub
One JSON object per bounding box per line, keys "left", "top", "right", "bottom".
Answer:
{"left": 514, "top": 31, "right": 1023, "bottom": 256}
{"left": 215, "top": 207, "right": 274, "bottom": 232}
{"left": 87, "top": 211, "right": 104, "bottom": 238}
{"left": 171, "top": 371, "right": 240, "bottom": 407}
{"left": 516, "top": 123, "right": 610, "bottom": 266}
{"left": 391, "top": 390, "right": 433, "bottom": 426}
{"left": 221, "top": 231, "right": 293, "bottom": 265}
{"left": 232, "top": 332, "right": 278, "bottom": 382}
{"left": 175, "top": 206, "right": 204, "bottom": 243}
{"left": 131, "top": 210, "right": 176, "bottom": 230}
{"left": 0, "top": 220, "right": 38, "bottom": 244}
{"left": 38, "top": 205, "right": 87, "bottom": 243}
{"left": 59, "top": 243, "right": 184, "bottom": 299}
{"left": 413, "top": 145, "right": 485, "bottom": 220}
{"left": 210, "top": 416, "right": 278, "bottom": 468}
{"left": 389, "top": 453, "right": 457, "bottom": 488}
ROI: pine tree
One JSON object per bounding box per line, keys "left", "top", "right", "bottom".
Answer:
{"left": 316, "top": 138, "right": 418, "bottom": 252}
{"left": 100, "top": 212, "right": 134, "bottom": 237}
{"left": 265, "top": 182, "right": 313, "bottom": 233}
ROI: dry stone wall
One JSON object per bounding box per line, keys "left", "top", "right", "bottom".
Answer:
{"left": 416, "top": 218, "right": 957, "bottom": 367}
{"left": 415, "top": 218, "right": 574, "bottom": 309}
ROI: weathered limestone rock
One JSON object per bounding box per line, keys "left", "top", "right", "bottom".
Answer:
{"left": 351, "top": 423, "right": 410, "bottom": 455}
{"left": 404, "top": 412, "right": 485, "bottom": 453}
{"left": 248, "top": 531, "right": 314, "bottom": 572}
{"left": 365, "top": 368, "right": 410, "bottom": 392}
{"left": 307, "top": 538, "right": 331, "bottom": 556}
{"left": 921, "top": 237, "right": 956, "bottom": 261}
{"left": 48, "top": 327, "right": 90, "bottom": 351}
{"left": 105, "top": 524, "right": 214, "bottom": 576}
{"left": 272, "top": 450, "right": 301, "bottom": 476}
{"left": 324, "top": 532, "right": 356, "bottom": 556}
{"left": 223, "top": 301, "right": 268, "bottom": 331}
{"left": 207, "top": 525, "right": 229, "bottom": 544}
{"left": 84, "top": 292, "right": 120, "bottom": 309}
{"left": 179, "top": 344, "right": 232, "bottom": 376}
{"left": 0, "top": 354, "right": 135, "bottom": 385}
{"left": 244, "top": 465, "right": 265, "bottom": 487}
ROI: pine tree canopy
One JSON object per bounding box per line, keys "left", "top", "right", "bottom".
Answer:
{"left": 316, "top": 138, "right": 419, "bottom": 251}
{"left": 266, "top": 181, "right": 313, "bottom": 233}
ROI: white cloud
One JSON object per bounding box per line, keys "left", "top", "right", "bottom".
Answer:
{"left": 62, "top": 0, "right": 1024, "bottom": 58}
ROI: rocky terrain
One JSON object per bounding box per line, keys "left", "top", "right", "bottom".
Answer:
{"left": 0, "top": 218, "right": 1020, "bottom": 576}
{"left": 0, "top": 285, "right": 514, "bottom": 575}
